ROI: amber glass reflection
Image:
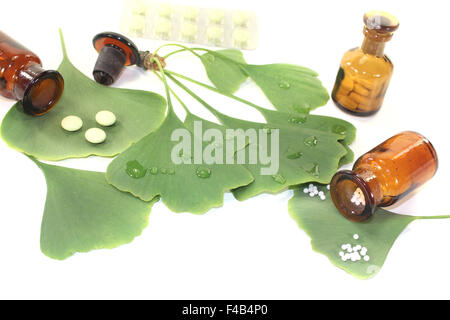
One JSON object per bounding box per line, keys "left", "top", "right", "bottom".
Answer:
{"left": 330, "top": 132, "right": 438, "bottom": 222}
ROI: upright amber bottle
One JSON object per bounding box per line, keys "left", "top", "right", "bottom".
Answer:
{"left": 0, "top": 31, "right": 64, "bottom": 116}
{"left": 330, "top": 132, "right": 438, "bottom": 222}
{"left": 332, "top": 11, "right": 399, "bottom": 116}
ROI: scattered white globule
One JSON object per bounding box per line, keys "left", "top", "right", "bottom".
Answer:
{"left": 339, "top": 236, "right": 370, "bottom": 263}
{"left": 303, "top": 183, "right": 327, "bottom": 201}
{"left": 96, "top": 110, "right": 117, "bottom": 127}
{"left": 61, "top": 116, "right": 83, "bottom": 132}
{"left": 85, "top": 128, "right": 107, "bottom": 144}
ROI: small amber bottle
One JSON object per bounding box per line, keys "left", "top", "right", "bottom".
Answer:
{"left": 330, "top": 132, "right": 438, "bottom": 222}
{"left": 0, "top": 31, "right": 64, "bottom": 116}
{"left": 332, "top": 11, "right": 399, "bottom": 116}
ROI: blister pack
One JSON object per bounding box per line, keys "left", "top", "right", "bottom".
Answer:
{"left": 120, "top": 0, "right": 258, "bottom": 50}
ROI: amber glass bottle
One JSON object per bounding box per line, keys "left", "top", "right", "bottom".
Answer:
{"left": 330, "top": 132, "right": 438, "bottom": 222}
{"left": 0, "top": 31, "right": 64, "bottom": 116}
{"left": 332, "top": 11, "right": 399, "bottom": 116}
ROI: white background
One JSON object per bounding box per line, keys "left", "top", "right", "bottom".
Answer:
{"left": 0, "top": 0, "right": 449, "bottom": 299}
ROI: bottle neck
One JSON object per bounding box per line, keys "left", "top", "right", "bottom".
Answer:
{"left": 361, "top": 37, "right": 386, "bottom": 57}
{"left": 353, "top": 167, "right": 384, "bottom": 206}
{"left": 13, "top": 62, "right": 45, "bottom": 100}
{"left": 14, "top": 62, "right": 64, "bottom": 116}
{"left": 361, "top": 27, "right": 392, "bottom": 57}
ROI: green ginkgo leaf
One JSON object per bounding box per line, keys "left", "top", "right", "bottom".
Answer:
{"left": 255, "top": 107, "right": 356, "bottom": 166}
{"left": 289, "top": 185, "right": 450, "bottom": 279}
{"left": 219, "top": 115, "right": 347, "bottom": 201}
{"left": 31, "top": 158, "right": 157, "bottom": 260}
{"left": 165, "top": 73, "right": 349, "bottom": 202}
{"left": 255, "top": 108, "right": 356, "bottom": 145}
{"left": 201, "top": 49, "right": 248, "bottom": 94}
{"left": 241, "top": 64, "right": 329, "bottom": 113}
{"left": 106, "top": 108, "right": 254, "bottom": 214}
{"left": 0, "top": 30, "right": 166, "bottom": 161}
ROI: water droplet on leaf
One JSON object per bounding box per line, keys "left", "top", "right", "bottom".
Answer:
{"left": 205, "top": 54, "right": 215, "bottom": 63}
{"left": 126, "top": 160, "right": 147, "bottom": 179}
{"left": 292, "top": 104, "right": 310, "bottom": 113}
{"left": 279, "top": 80, "right": 291, "bottom": 89}
{"left": 263, "top": 126, "right": 275, "bottom": 134}
{"left": 168, "top": 168, "right": 175, "bottom": 175}
{"left": 288, "top": 115, "right": 307, "bottom": 124}
{"left": 161, "top": 168, "right": 167, "bottom": 174}
{"left": 304, "top": 136, "right": 318, "bottom": 147}
{"left": 196, "top": 167, "right": 212, "bottom": 179}
{"left": 286, "top": 150, "right": 303, "bottom": 159}
{"left": 332, "top": 125, "right": 347, "bottom": 135}
{"left": 150, "top": 167, "right": 159, "bottom": 175}
{"left": 272, "top": 174, "right": 286, "bottom": 184}
{"left": 306, "top": 163, "right": 320, "bottom": 177}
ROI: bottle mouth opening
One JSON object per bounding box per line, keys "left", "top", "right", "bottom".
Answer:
{"left": 330, "top": 170, "right": 376, "bottom": 222}
{"left": 23, "top": 70, "right": 64, "bottom": 116}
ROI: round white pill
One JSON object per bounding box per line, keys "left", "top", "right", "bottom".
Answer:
{"left": 61, "top": 116, "right": 83, "bottom": 132}
{"left": 207, "top": 25, "right": 224, "bottom": 44}
{"left": 181, "top": 23, "right": 198, "bottom": 41}
{"left": 233, "top": 28, "right": 250, "bottom": 48}
{"left": 131, "top": 0, "right": 147, "bottom": 15}
{"left": 208, "top": 9, "right": 225, "bottom": 24}
{"left": 155, "top": 18, "right": 172, "bottom": 36}
{"left": 232, "top": 11, "right": 249, "bottom": 26}
{"left": 85, "top": 128, "right": 106, "bottom": 144}
{"left": 183, "top": 6, "right": 199, "bottom": 21}
{"left": 157, "top": 4, "right": 173, "bottom": 18}
{"left": 130, "top": 14, "right": 146, "bottom": 32}
{"left": 96, "top": 110, "right": 116, "bottom": 127}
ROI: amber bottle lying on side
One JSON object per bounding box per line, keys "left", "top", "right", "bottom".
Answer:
{"left": 0, "top": 31, "right": 64, "bottom": 116}
{"left": 332, "top": 11, "right": 399, "bottom": 116}
{"left": 330, "top": 132, "right": 438, "bottom": 222}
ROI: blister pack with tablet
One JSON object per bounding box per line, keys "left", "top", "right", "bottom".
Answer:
{"left": 120, "top": 0, "right": 258, "bottom": 50}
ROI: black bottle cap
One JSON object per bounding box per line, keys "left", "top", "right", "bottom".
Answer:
{"left": 92, "top": 32, "right": 140, "bottom": 86}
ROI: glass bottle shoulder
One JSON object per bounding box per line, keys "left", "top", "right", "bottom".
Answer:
{"left": 340, "top": 48, "right": 393, "bottom": 80}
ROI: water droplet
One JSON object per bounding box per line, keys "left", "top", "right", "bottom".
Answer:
{"left": 279, "top": 80, "right": 291, "bottom": 89}
{"left": 332, "top": 125, "right": 347, "bottom": 135}
{"left": 306, "top": 163, "right": 320, "bottom": 177}
{"left": 272, "top": 174, "right": 286, "bottom": 184}
{"left": 150, "top": 167, "right": 159, "bottom": 175}
{"left": 126, "top": 160, "right": 147, "bottom": 179}
{"left": 168, "top": 168, "right": 175, "bottom": 175}
{"left": 205, "top": 54, "right": 215, "bottom": 63}
{"left": 161, "top": 168, "right": 167, "bottom": 174}
{"left": 292, "top": 104, "right": 310, "bottom": 113}
{"left": 263, "top": 126, "right": 274, "bottom": 134}
{"left": 288, "top": 115, "right": 307, "bottom": 124}
{"left": 286, "top": 150, "right": 303, "bottom": 159}
{"left": 304, "top": 136, "right": 318, "bottom": 147}
{"left": 196, "top": 167, "right": 212, "bottom": 179}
